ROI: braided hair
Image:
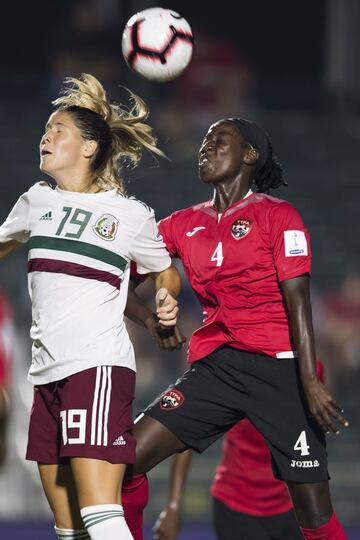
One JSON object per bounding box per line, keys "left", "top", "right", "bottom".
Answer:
{"left": 252, "top": 140, "right": 287, "bottom": 193}
{"left": 228, "top": 118, "right": 288, "bottom": 193}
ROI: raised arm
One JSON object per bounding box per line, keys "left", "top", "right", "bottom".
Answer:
{"left": 153, "top": 450, "right": 193, "bottom": 540}
{"left": 281, "top": 274, "right": 349, "bottom": 433}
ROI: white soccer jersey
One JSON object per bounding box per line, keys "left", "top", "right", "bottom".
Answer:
{"left": 0, "top": 182, "right": 171, "bottom": 384}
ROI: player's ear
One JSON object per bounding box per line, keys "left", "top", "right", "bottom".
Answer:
{"left": 243, "top": 147, "right": 259, "bottom": 167}
{"left": 83, "top": 140, "right": 98, "bottom": 159}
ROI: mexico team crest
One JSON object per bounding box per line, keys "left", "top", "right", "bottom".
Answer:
{"left": 160, "top": 389, "right": 184, "bottom": 410}
{"left": 231, "top": 218, "right": 252, "bottom": 240}
{"left": 93, "top": 214, "right": 118, "bottom": 241}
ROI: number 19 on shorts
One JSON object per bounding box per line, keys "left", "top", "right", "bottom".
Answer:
{"left": 60, "top": 409, "right": 87, "bottom": 445}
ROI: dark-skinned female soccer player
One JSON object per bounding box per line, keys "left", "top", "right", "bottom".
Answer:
{"left": 128, "top": 117, "right": 348, "bottom": 540}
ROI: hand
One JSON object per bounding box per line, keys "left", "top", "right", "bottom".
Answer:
{"left": 145, "top": 316, "right": 186, "bottom": 351}
{"left": 155, "top": 288, "right": 179, "bottom": 327}
{"left": 302, "top": 376, "right": 349, "bottom": 434}
{"left": 153, "top": 506, "right": 181, "bottom": 540}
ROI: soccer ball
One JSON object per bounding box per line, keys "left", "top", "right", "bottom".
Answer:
{"left": 121, "top": 7, "right": 194, "bottom": 82}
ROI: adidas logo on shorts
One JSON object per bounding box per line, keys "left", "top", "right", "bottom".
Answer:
{"left": 112, "top": 435, "right": 126, "bottom": 446}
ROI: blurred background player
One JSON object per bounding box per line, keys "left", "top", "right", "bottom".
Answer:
{"left": 316, "top": 271, "right": 360, "bottom": 392}
{"left": 0, "top": 289, "right": 12, "bottom": 467}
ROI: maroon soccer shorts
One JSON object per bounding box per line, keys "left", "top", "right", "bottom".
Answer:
{"left": 26, "top": 366, "right": 136, "bottom": 464}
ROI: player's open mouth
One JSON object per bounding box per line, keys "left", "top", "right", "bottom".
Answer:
{"left": 199, "top": 157, "right": 210, "bottom": 167}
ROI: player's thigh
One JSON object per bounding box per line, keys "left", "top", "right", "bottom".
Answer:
{"left": 71, "top": 457, "right": 126, "bottom": 508}
{"left": 38, "top": 462, "right": 83, "bottom": 529}
{"left": 140, "top": 356, "right": 245, "bottom": 461}
{"left": 212, "top": 498, "right": 269, "bottom": 540}
{"left": 132, "top": 414, "right": 187, "bottom": 474}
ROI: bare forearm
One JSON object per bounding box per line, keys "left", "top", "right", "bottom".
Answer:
{"left": 282, "top": 276, "right": 348, "bottom": 433}
{"left": 281, "top": 275, "right": 317, "bottom": 381}
{"left": 151, "top": 265, "right": 181, "bottom": 299}
{"left": 167, "top": 450, "right": 192, "bottom": 509}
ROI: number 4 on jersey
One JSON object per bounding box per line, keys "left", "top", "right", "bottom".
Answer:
{"left": 211, "top": 241, "right": 223, "bottom": 267}
{"left": 294, "top": 430, "right": 310, "bottom": 456}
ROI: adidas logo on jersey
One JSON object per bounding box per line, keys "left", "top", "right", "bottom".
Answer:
{"left": 112, "top": 435, "right": 126, "bottom": 446}
{"left": 39, "top": 211, "right": 52, "bottom": 221}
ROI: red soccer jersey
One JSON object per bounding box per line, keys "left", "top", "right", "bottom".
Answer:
{"left": 211, "top": 361, "right": 325, "bottom": 516}
{"left": 158, "top": 192, "right": 311, "bottom": 362}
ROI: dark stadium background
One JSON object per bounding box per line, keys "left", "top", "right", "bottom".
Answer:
{"left": 0, "top": 1, "right": 359, "bottom": 539}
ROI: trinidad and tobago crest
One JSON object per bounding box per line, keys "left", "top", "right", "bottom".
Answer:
{"left": 231, "top": 218, "right": 252, "bottom": 240}
{"left": 93, "top": 214, "right": 118, "bottom": 241}
{"left": 160, "top": 389, "right": 185, "bottom": 410}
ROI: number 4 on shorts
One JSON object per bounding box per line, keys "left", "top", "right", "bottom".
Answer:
{"left": 294, "top": 430, "right": 310, "bottom": 456}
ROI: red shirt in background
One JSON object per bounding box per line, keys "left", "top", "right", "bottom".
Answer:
{"left": 0, "top": 289, "right": 12, "bottom": 389}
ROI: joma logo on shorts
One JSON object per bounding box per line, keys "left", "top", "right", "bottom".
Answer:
{"left": 290, "top": 459, "right": 320, "bottom": 468}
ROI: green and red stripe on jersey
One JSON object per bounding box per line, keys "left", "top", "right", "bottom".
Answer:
{"left": 28, "top": 236, "right": 127, "bottom": 289}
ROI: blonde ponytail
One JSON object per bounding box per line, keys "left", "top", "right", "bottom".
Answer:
{"left": 52, "top": 73, "right": 164, "bottom": 192}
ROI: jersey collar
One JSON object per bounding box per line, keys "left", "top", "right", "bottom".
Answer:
{"left": 204, "top": 189, "right": 255, "bottom": 215}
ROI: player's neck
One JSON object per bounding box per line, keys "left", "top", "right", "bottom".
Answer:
{"left": 55, "top": 174, "right": 102, "bottom": 193}
{"left": 212, "top": 183, "right": 252, "bottom": 213}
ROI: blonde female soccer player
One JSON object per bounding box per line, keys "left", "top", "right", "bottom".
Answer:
{"left": 0, "top": 74, "right": 180, "bottom": 540}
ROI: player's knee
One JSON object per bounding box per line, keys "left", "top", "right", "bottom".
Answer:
{"left": 292, "top": 497, "right": 333, "bottom": 528}
{"left": 288, "top": 480, "right": 333, "bottom": 528}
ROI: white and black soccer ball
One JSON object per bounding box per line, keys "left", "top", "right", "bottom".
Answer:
{"left": 121, "top": 7, "right": 194, "bottom": 82}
